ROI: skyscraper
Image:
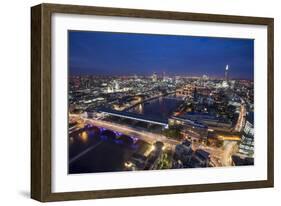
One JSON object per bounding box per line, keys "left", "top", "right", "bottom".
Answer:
{"left": 225, "top": 64, "right": 229, "bottom": 82}
{"left": 152, "top": 72, "right": 157, "bottom": 82}
{"left": 113, "top": 80, "right": 119, "bottom": 90}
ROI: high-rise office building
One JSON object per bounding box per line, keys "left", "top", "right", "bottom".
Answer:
{"left": 114, "top": 80, "right": 120, "bottom": 90}
{"left": 152, "top": 72, "right": 157, "bottom": 82}
{"left": 225, "top": 64, "right": 229, "bottom": 82}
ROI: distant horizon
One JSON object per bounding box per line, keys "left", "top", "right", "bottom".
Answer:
{"left": 69, "top": 31, "right": 254, "bottom": 80}
{"left": 68, "top": 73, "right": 253, "bottom": 81}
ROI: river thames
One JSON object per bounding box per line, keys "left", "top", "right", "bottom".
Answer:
{"left": 128, "top": 95, "right": 183, "bottom": 120}
{"left": 69, "top": 95, "right": 183, "bottom": 174}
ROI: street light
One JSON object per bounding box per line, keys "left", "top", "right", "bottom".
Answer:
{"left": 124, "top": 161, "right": 133, "bottom": 168}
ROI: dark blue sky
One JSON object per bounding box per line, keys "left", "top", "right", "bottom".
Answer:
{"left": 68, "top": 31, "right": 254, "bottom": 80}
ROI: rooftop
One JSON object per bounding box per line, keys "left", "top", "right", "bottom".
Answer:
{"left": 247, "top": 112, "right": 254, "bottom": 125}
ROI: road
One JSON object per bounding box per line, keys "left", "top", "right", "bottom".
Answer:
{"left": 220, "top": 141, "right": 238, "bottom": 166}
{"left": 70, "top": 114, "right": 180, "bottom": 149}
{"left": 234, "top": 100, "right": 246, "bottom": 132}
{"left": 70, "top": 114, "right": 236, "bottom": 167}
{"left": 193, "top": 141, "right": 237, "bottom": 167}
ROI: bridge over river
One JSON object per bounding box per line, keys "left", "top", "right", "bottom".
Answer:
{"left": 97, "top": 107, "right": 169, "bottom": 128}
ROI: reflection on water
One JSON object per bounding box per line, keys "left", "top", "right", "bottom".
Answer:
{"left": 68, "top": 126, "right": 148, "bottom": 174}
{"left": 79, "top": 131, "right": 88, "bottom": 142}
{"left": 69, "top": 96, "right": 182, "bottom": 174}
{"left": 129, "top": 95, "right": 183, "bottom": 120}
{"left": 137, "top": 103, "right": 143, "bottom": 114}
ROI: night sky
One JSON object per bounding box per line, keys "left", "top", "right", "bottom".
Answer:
{"left": 68, "top": 30, "right": 254, "bottom": 80}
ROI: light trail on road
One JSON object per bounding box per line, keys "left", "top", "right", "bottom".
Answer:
{"left": 234, "top": 100, "right": 246, "bottom": 132}
{"left": 69, "top": 114, "right": 237, "bottom": 167}
{"left": 85, "top": 118, "right": 180, "bottom": 147}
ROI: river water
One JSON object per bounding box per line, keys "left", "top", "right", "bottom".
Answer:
{"left": 128, "top": 95, "right": 183, "bottom": 120}
{"left": 68, "top": 127, "right": 149, "bottom": 174}
{"left": 69, "top": 95, "right": 183, "bottom": 174}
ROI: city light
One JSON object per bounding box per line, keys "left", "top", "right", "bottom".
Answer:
{"left": 68, "top": 31, "right": 254, "bottom": 173}
{"left": 124, "top": 161, "right": 133, "bottom": 168}
{"left": 80, "top": 131, "right": 88, "bottom": 142}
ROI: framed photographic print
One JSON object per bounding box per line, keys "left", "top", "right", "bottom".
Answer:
{"left": 31, "top": 3, "right": 274, "bottom": 202}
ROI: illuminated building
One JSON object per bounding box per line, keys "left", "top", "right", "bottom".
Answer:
{"left": 176, "top": 85, "right": 194, "bottom": 98}
{"left": 163, "top": 72, "right": 168, "bottom": 82}
{"left": 152, "top": 72, "right": 157, "bottom": 82}
{"left": 190, "top": 149, "right": 210, "bottom": 167}
{"left": 107, "top": 86, "right": 114, "bottom": 93}
{"left": 114, "top": 80, "right": 120, "bottom": 90}
{"left": 169, "top": 116, "right": 208, "bottom": 140}
{"left": 174, "top": 142, "right": 210, "bottom": 168}
{"left": 238, "top": 112, "right": 254, "bottom": 157}
{"left": 202, "top": 74, "right": 209, "bottom": 81}
{"left": 225, "top": 64, "right": 229, "bottom": 82}
{"left": 174, "top": 140, "right": 193, "bottom": 166}
{"left": 221, "top": 64, "right": 230, "bottom": 88}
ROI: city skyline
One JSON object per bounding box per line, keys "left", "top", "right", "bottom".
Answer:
{"left": 68, "top": 30, "right": 254, "bottom": 174}
{"left": 68, "top": 31, "right": 254, "bottom": 80}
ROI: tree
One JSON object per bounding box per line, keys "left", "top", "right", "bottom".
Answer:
{"left": 162, "top": 126, "right": 182, "bottom": 140}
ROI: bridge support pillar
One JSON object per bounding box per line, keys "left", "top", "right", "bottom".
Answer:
{"left": 147, "top": 123, "right": 152, "bottom": 129}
